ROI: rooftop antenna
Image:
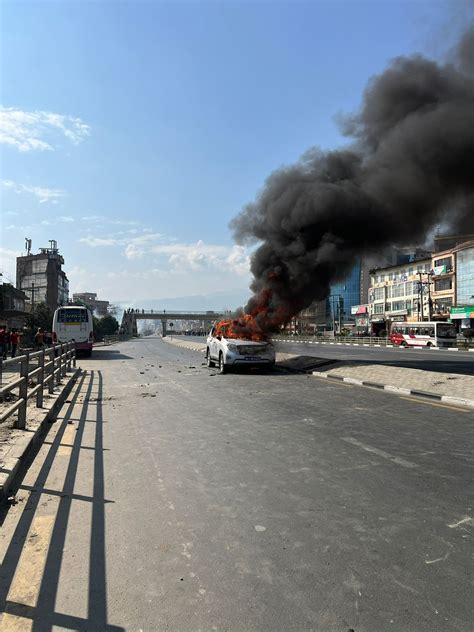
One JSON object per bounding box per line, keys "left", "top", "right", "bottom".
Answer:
{"left": 25, "top": 238, "right": 32, "bottom": 255}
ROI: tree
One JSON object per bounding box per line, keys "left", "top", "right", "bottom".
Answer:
{"left": 93, "top": 314, "right": 119, "bottom": 340}
{"left": 462, "top": 328, "right": 474, "bottom": 343}
{"left": 22, "top": 302, "right": 54, "bottom": 346}
{"left": 26, "top": 302, "right": 54, "bottom": 333}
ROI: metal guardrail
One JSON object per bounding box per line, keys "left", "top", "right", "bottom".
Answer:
{"left": 101, "top": 334, "right": 134, "bottom": 345}
{"left": 272, "top": 334, "right": 474, "bottom": 349}
{"left": 272, "top": 335, "right": 390, "bottom": 344}
{"left": 0, "top": 342, "right": 76, "bottom": 430}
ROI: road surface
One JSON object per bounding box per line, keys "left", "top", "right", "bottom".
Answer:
{"left": 0, "top": 337, "right": 472, "bottom": 631}
{"left": 184, "top": 335, "right": 474, "bottom": 375}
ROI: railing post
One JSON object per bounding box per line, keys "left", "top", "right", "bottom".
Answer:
{"left": 72, "top": 344, "right": 77, "bottom": 368}
{"left": 61, "top": 344, "right": 66, "bottom": 378}
{"left": 48, "top": 347, "right": 54, "bottom": 394}
{"left": 57, "top": 344, "right": 63, "bottom": 382}
{"left": 54, "top": 345, "right": 59, "bottom": 386}
{"left": 36, "top": 349, "right": 45, "bottom": 408}
{"left": 66, "top": 342, "right": 72, "bottom": 370}
{"left": 15, "top": 355, "right": 29, "bottom": 430}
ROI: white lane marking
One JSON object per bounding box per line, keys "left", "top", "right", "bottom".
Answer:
{"left": 448, "top": 516, "right": 473, "bottom": 529}
{"left": 425, "top": 547, "right": 452, "bottom": 564}
{"left": 341, "top": 437, "right": 418, "bottom": 469}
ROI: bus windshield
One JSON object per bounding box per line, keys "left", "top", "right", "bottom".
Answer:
{"left": 437, "top": 323, "right": 456, "bottom": 338}
{"left": 57, "top": 308, "right": 89, "bottom": 323}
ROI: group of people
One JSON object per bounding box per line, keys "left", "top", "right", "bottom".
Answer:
{"left": 126, "top": 308, "right": 166, "bottom": 314}
{"left": 33, "top": 328, "right": 54, "bottom": 349}
{"left": 0, "top": 326, "right": 55, "bottom": 360}
{"left": 0, "top": 326, "right": 22, "bottom": 359}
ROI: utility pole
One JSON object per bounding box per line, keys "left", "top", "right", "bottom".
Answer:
{"left": 426, "top": 272, "right": 434, "bottom": 320}
{"left": 30, "top": 282, "right": 35, "bottom": 309}
{"left": 416, "top": 273, "right": 424, "bottom": 321}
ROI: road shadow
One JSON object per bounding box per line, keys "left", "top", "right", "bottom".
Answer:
{"left": 273, "top": 344, "right": 474, "bottom": 377}
{"left": 307, "top": 357, "right": 474, "bottom": 377}
{"left": 87, "top": 349, "right": 134, "bottom": 361}
{"left": 0, "top": 370, "right": 124, "bottom": 632}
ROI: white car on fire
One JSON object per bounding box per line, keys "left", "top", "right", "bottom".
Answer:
{"left": 206, "top": 325, "right": 275, "bottom": 374}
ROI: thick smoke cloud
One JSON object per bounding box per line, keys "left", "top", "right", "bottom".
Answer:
{"left": 231, "top": 27, "right": 474, "bottom": 333}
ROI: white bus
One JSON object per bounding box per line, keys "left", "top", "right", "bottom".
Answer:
{"left": 390, "top": 321, "right": 457, "bottom": 348}
{"left": 53, "top": 305, "right": 94, "bottom": 356}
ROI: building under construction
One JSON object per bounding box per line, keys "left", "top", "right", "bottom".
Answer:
{"left": 16, "top": 240, "right": 69, "bottom": 312}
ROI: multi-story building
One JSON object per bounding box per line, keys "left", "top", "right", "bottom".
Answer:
{"left": 0, "top": 283, "right": 28, "bottom": 328}
{"left": 432, "top": 239, "right": 474, "bottom": 331}
{"left": 72, "top": 292, "right": 110, "bottom": 316}
{"left": 368, "top": 257, "right": 432, "bottom": 335}
{"left": 16, "top": 241, "right": 69, "bottom": 312}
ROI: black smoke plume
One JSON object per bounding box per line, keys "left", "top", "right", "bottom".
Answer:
{"left": 231, "top": 27, "right": 474, "bottom": 333}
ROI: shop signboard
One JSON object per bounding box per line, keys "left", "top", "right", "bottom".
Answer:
{"left": 351, "top": 305, "right": 368, "bottom": 315}
{"left": 450, "top": 306, "right": 474, "bottom": 320}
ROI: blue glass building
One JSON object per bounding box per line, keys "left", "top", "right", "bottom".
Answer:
{"left": 329, "top": 260, "right": 362, "bottom": 329}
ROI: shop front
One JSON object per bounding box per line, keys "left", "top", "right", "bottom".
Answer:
{"left": 351, "top": 305, "right": 369, "bottom": 334}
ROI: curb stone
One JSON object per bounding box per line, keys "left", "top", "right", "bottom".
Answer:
{"left": 0, "top": 367, "right": 81, "bottom": 501}
{"left": 312, "top": 371, "right": 474, "bottom": 410}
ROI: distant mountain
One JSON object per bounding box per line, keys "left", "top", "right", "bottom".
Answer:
{"left": 112, "top": 289, "right": 251, "bottom": 316}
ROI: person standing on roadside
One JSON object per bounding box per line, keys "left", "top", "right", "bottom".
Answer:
{"left": 10, "top": 328, "right": 20, "bottom": 358}
{"left": 0, "top": 326, "right": 6, "bottom": 360}
{"left": 5, "top": 328, "right": 11, "bottom": 356}
{"left": 34, "top": 327, "right": 44, "bottom": 349}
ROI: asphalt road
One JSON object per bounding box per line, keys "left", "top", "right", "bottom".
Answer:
{"left": 0, "top": 337, "right": 472, "bottom": 632}
{"left": 184, "top": 335, "right": 474, "bottom": 376}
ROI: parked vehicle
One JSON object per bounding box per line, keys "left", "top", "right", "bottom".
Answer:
{"left": 389, "top": 321, "right": 457, "bottom": 348}
{"left": 206, "top": 325, "right": 275, "bottom": 374}
{"left": 53, "top": 305, "right": 94, "bottom": 356}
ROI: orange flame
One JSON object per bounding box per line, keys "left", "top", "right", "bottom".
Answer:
{"left": 214, "top": 288, "right": 296, "bottom": 342}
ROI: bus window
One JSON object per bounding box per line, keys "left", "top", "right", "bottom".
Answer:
{"left": 57, "top": 308, "right": 89, "bottom": 323}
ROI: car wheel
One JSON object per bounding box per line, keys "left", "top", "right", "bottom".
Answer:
{"left": 401, "top": 341, "right": 408, "bottom": 347}
{"left": 219, "top": 352, "right": 227, "bottom": 374}
{"left": 206, "top": 348, "right": 215, "bottom": 367}
{"left": 426, "top": 341, "right": 432, "bottom": 348}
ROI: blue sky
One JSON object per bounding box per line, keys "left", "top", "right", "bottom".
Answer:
{"left": 0, "top": 0, "right": 468, "bottom": 306}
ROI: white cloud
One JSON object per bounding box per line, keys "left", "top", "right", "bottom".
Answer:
{"left": 0, "top": 107, "right": 91, "bottom": 152}
{"left": 151, "top": 241, "right": 250, "bottom": 275}
{"left": 81, "top": 215, "right": 105, "bottom": 221}
{"left": 0, "top": 247, "right": 20, "bottom": 283}
{"left": 79, "top": 230, "right": 250, "bottom": 276}
{"left": 2, "top": 179, "right": 67, "bottom": 204}
{"left": 79, "top": 231, "right": 164, "bottom": 250}
{"left": 79, "top": 236, "right": 119, "bottom": 247}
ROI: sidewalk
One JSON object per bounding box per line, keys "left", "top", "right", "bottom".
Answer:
{"left": 313, "top": 363, "right": 474, "bottom": 409}
{"left": 0, "top": 368, "right": 80, "bottom": 499}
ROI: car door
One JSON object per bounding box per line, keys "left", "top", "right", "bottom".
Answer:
{"left": 209, "top": 326, "right": 218, "bottom": 359}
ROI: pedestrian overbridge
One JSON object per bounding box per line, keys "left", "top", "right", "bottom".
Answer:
{"left": 120, "top": 310, "right": 228, "bottom": 336}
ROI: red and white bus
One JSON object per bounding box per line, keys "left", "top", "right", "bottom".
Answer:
{"left": 390, "top": 321, "right": 457, "bottom": 348}
{"left": 53, "top": 306, "right": 94, "bottom": 356}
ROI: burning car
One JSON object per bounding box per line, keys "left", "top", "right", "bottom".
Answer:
{"left": 206, "top": 319, "right": 275, "bottom": 374}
